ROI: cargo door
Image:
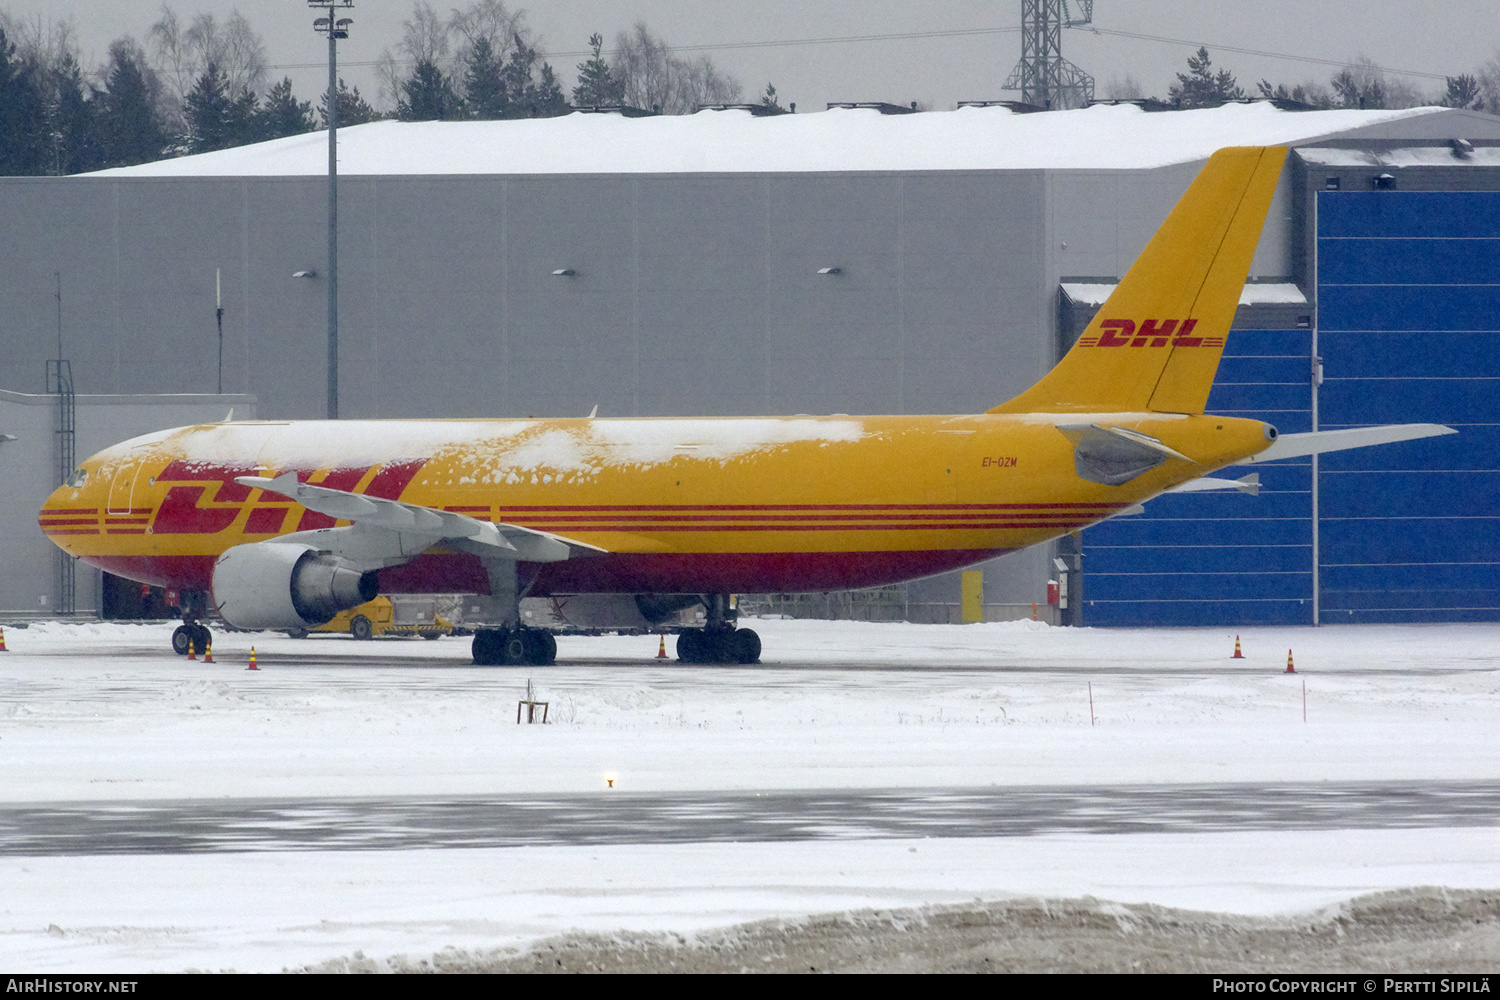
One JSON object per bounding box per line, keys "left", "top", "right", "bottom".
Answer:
{"left": 106, "top": 450, "right": 150, "bottom": 515}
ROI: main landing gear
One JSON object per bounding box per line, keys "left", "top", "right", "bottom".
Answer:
{"left": 676, "top": 593, "right": 760, "bottom": 665}
{"left": 472, "top": 627, "right": 557, "bottom": 666}
{"left": 470, "top": 559, "right": 557, "bottom": 666}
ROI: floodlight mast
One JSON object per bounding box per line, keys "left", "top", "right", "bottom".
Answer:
{"left": 311, "top": 0, "right": 353, "bottom": 420}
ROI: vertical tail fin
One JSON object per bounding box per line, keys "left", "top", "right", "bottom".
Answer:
{"left": 990, "top": 146, "right": 1288, "bottom": 415}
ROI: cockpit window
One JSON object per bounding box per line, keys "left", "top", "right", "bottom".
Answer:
{"left": 67, "top": 468, "right": 87, "bottom": 488}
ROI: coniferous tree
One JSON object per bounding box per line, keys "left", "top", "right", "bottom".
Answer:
{"left": 1446, "top": 74, "right": 1481, "bottom": 109}
{"left": 318, "top": 77, "right": 381, "bottom": 128}
{"left": 499, "top": 38, "right": 567, "bottom": 118}
{"left": 0, "top": 28, "right": 49, "bottom": 175}
{"left": 761, "top": 83, "right": 782, "bottom": 109}
{"left": 572, "top": 32, "right": 623, "bottom": 107}
{"left": 462, "top": 36, "right": 507, "bottom": 118}
{"left": 1331, "top": 65, "right": 1386, "bottom": 109}
{"left": 184, "top": 61, "right": 258, "bottom": 152}
{"left": 47, "top": 52, "right": 102, "bottom": 173}
{"left": 1168, "top": 47, "right": 1246, "bottom": 108}
{"left": 531, "top": 62, "right": 568, "bottom": 117}
{"left": 398, "top": 58, "right": 461, "bottom": 120}
{"left": 257, "top": 77, "right": 315, "bottom": 139}
{"left": 97, "top": 39, "right": 169, "bottom": 168}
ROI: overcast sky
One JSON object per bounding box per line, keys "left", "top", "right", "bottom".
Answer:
{"left": 3, "top": 1, "right": 1496, "bottom": 111}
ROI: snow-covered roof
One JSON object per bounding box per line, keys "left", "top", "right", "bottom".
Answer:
{"left": 1298, "top": 145, "right": 1500, "bottom": 168}
{"left": 87, "top": 102, "right": 1445, "bottom": 178}
{"left": 1061, "top": 282, "right": 1308, "bottom": 307}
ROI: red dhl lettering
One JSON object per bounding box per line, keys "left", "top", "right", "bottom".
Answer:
{"left": 148, "top": 460, "right": 429, "bottom": 536}
{"left": 1077, "top": 318, "right": 1219, "bottom": 349}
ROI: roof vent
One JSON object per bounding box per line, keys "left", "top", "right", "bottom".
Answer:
{"left": 1451, "top": 138, "right": 1475, "bottom": 160}
{"left": 1373, "top": 173, "right": 1397, "bottom": 190}
{"left": 825, "top": 102, "right": 918, "bottom": 115}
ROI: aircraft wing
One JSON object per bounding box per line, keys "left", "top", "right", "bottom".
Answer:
{"left": 234, "top": 472, "right": 605, "bottom": 564}
{"left": 1237, "top": 424, "right": 1455, "bottom": 464}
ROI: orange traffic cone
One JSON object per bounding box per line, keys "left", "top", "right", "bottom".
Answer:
{"left": 0, "top": 626, "right": 7, "bottom": 652}
{"left": 1285, "top": 649, "right": 1296, "bottom": 674}
{"left": 1232, "top": 635, "right": 1244, "bottom": 658}
{"left": 186, "top": 638, "right": 196, "bottom": 661}
{"left": 656, "top": 633, "right": 668, "bottom": 659}
{"left": 247, "top": 646, "right": 259, "bottom": 671}
{"left": 203, "top": 640, "right": 214, "bottom": 663}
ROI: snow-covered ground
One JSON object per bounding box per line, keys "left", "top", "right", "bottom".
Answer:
{"left": 2, "top": 618, "right": 1496, "bottom": 800}
{"left": 1, "top": 618, "right": 1497, "bottom": 971}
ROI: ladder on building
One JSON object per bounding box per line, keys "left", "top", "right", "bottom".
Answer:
{"left": 46, "top": 358, "right": 75, "bottom": 614}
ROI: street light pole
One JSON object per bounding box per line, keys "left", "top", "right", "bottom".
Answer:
{"left": 312, "top": 0, "right": 353, "bottom": 420}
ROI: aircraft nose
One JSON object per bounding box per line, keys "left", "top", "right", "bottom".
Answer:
{"left": 39, "top": 472, "right": 100, "bottom": 551}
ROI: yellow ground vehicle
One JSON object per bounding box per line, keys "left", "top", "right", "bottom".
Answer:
{"left": 289, "top": 596, "right": 455, "bottom": 640}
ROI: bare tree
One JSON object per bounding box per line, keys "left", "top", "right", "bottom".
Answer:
{"left": 1478, "top": 51, "right": 1500, "bottom": 113}
{"left": 671, "top": 53, "right": 741, "bottom": 110}
{"left": 1330, "top": 56, "right": 1433, "bottom": 110}
{"left": 148, "top": 5, "right": 267, "bottom": 126}
{"left": 1102, "top": 74, "right": 1143, "bottom": 100}
{"left": 376, "top": 1, "right": 452, "bottom": 109}
{"left": 449, "top": 0, "right": 525, "bottom": 73}
{"left": 612, "top": 21, "right": 740, "bottom": 114}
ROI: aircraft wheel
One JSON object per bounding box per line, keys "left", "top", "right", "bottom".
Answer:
{"left": 171, "top": 625, "right": 194, "bottom": 656}
{"left": 350, "top": 615, "right": 374, "bottom": 641}
{"left": 676, "top": 629, "right": 704, "bottom": 664}
{"left": 524, "top": 629, "right": 557, "bottom": 666}
{"left": 286, "top": 627, "right": 309, "bottom": 639}
{"left": 501, "top": 631, "right": 528, "bottom": 665}
{"left": 471, "top": 630, "right": 498, "bottom": 665}
{"left": 193, "top": 624, "right": 213, "bottom": 655}
{"left": 731, "top": 628, "right": 761, "bottom": 664}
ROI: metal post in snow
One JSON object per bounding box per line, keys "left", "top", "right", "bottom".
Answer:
{"left": 1088, "top": 681, "right": 1094, "bottom": 726}
{"left": 326, "top": 21, "right": 338, "bottom": 420}
{"left": 215, "top": 268, "right": 224, "bottom": 394}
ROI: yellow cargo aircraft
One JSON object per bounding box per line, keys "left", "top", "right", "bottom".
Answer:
{"left": 39, "top": 147, "right": 1451, "bottom": 665}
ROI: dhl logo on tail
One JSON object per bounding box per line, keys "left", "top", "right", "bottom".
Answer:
{"left": 1077, "top": 319, "right": 1224, "bottom": 350}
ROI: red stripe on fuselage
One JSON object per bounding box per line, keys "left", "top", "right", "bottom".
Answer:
{"left": 82, "top": 548, "right": 1012, "bottom": 596}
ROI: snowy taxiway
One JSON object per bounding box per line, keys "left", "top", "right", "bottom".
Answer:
{"left": 0, "top": 618, "right": 1497, "bottom": 971}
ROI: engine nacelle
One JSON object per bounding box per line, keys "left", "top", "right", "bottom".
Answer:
{"left": 212, "top": 542, "right": 379, "bottom": 629}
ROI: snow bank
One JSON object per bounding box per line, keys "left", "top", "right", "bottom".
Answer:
{"left": 87, "top": 103, "right": 1441, "bottom": 178}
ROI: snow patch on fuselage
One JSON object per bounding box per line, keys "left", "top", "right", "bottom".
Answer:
{"left": 90, "top": 416, "right": 869, "bottom": 477}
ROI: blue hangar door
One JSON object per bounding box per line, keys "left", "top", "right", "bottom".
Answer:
{"left": 1079, "top": 314, "right": 1316, "bottom": 627}
{"left": 1082, "top": 187, "right": 1500, "bottom": 627}
{"left": 1316, "top": 190, "right": 1500, "bottom": 624}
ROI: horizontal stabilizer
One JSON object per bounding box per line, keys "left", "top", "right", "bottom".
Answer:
{"left": 1237, "top": 424, "right": 1456, "bottom": 464}
{"left": 1167, "top": 473, "right": 1260, "bottom": 496}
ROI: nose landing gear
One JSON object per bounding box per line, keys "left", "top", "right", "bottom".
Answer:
{"left": 169, "top": 591, "right": 213, "bottom": 657}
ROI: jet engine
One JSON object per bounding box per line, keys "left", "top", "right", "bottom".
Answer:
{"left": 212, "top": 542, "right": 379, "bottom": 629}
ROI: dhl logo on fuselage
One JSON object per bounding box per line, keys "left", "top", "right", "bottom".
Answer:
{"left": 1076, "top": 319, "right": 1224, "bottom": 350}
